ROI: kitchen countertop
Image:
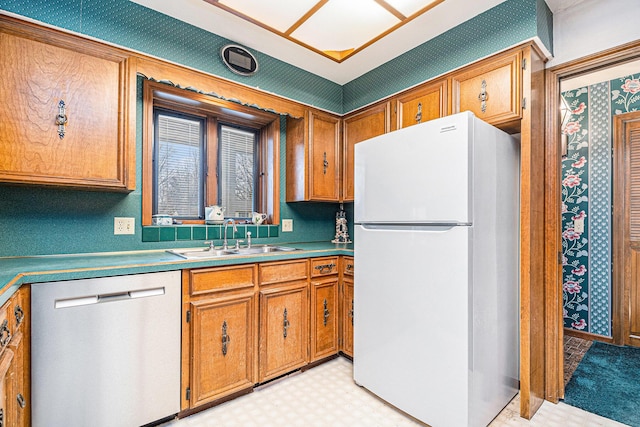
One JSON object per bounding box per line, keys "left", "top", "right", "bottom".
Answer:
{"left": 0, "top": 241, "right": 353, "bottom": 306}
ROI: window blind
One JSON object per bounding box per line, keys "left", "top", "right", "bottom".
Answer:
{"left": 219, "top": 125, "right": 255, "bottom": 217}
{"left": 155, "top": 113, "right": 204, "bottom": 218}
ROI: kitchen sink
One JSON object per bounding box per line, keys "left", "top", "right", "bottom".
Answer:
{"left": 232, "top": 245, "right": 299, "bottom": 255}
{"left": 168, "top": 245, "right": 299, "bottom": 259}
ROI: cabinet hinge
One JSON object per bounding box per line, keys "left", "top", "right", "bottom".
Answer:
{"left": 522, "top": 98, "right": 527, "bottom": 109}
{"left": 558, "top": 251, "right": 563, "bottom": 264}
{"left": 186, "top": 310, "right": 191, "bottom": 323}
{"left": 186, "top": 387, "right": 191, "bottom": 401}
{"left": 522, "top": 58, "right": 527, "bottom": 70}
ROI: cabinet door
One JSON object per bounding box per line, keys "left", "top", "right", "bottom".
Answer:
{"left": 8, "top": 331, "right": 27, "bottom": 427}
{"left": 342, "top": 278, "right": 354, "bottom": 358}
{"left": 451, "top": 51, "right": 521, "bottom": 129}
{"left": 0, "top": 19, "right": 134, "bottom": 191}
{"left": 394, "top": 80, "right": 447, "bottom": 130}
{"left": 259, "top": 282, "right": 308, "bottom": 382}
{"left": 342, "top": 103, "right": 390, "bottom": 202}
{"left": 0, "top": 349, "right": 13, "bottom": 427}
{"left": 310, "top": 278, "right": 339, "bottom": 362}
{"left": 190, "top": 293, "right": 255, "bottom": 408}
{"left": 309, "top": 111, "right": 341, "bottom": 201}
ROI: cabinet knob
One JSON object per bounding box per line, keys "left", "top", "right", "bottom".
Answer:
{"left": 16, "top": 393, "right": 26, "bottom": 409}
{"left": 348, "top": 298, "right": 354, "bottom": 325}
{"left": 478, "top": 80, "right": 488, "bottom": 113}
{"left": 221, "top": 320, "right": 230, "bottom": 356}
{"left": 55, "top": 100, "right": 68, "bottom": 139}
{"left": 323, "top": 299, "right": 330, "bottom": 326}
{"left": 323, "top": 152, "right": 329, "bottom": 175}
{"left": 0, "top": 320, "right": 10, "bottom": 347}
{"left": 415, "top": 102, "right": 422, "bottom": 124}
{"left": 14, "top": 304, "right": 24, "bottom": 326}
{"left": 283, "top": 308, "right": 290, "bottom": 338}
{"left": 314, "top": 263, "right": 336, "bottom": 274}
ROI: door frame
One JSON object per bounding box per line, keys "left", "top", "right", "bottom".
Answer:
{"left": 545, "top": 39, "right": 640, "bottom": 402}
{"left": 613, "top": 110, "right": 640, "bottom": 347}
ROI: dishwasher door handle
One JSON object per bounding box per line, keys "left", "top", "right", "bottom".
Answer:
{"left": 55, "top": 287, "right": 166, "bottom": 309}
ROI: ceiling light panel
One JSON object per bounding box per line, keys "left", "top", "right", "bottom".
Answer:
{"left": 385, "top": 0, "right": 439, "bottom": 17}
{"left": 218, "top": 0, "right": 318, "bottom": 32}
{"left": 291, "top": 0, "right": 400, "bottom": 52}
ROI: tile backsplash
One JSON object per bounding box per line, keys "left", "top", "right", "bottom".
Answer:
{"left": 142, "top": 224, "right": 279, "bottom": 243}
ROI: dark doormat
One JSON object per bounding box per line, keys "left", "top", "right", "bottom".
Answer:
{"left": 563, "top": 341, "right": 640, "bottom": 426}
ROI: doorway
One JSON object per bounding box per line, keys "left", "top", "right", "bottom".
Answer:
{"left": 546, "top": 41, "right": 640, "bottom": 402}
{"left": 613, "top": 110, "right": 640, "bottom": 347}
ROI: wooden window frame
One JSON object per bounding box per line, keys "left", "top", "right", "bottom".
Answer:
{"left": 142, "top": 80, "right": 280, "bottom": 226}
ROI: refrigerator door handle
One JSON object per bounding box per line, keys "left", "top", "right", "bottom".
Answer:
{"left": 358, "top": 223, "right": 469, "bottom": 231}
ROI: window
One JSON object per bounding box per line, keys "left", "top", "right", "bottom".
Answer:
{"left": 143, "top": 80, "right": 280, "bottom": 226}
{"left": 153, "top": 110, "right": 205, "bottom": 218}
{"left": 219, "top": 124, "right": 257, "bottom": 218}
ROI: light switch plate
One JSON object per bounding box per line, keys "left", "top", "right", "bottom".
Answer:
{"left": 574, "top": 217, "right": 584, "bottom": 233}
{"left": 114, "top": 217, "right": 135, "bottom": 235}
{"left": 282, "top": 219, "right": 293, "bottom": 232}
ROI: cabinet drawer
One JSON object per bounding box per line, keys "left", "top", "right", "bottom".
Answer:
{"left": 342, "top": 257, "right": 354, "bottom": 276}
{"left": 189, "top": 265, "right": 257, "bottom": 296}
{"left": 259, "top": 260, "right": 308, "bottom": 286}
{"left": 311, "top": 257, "right": 339, "bottom": 277}
{"left": 451, "top": 51, "right": 521, "bottom": 128}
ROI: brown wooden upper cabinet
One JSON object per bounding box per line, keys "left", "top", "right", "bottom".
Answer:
{"left": 451, "top": 50, "right": 522, "bottom": 132}
{"left": 0, "top": 16, "right": 135, "bottom": 191}
{"left": 286, "top": 110, "right": 341, "bottom": 202}
{"left": 342, "top": 102, "right": 390, "bottom": 202}
{"left": 393, "top": 79, "right": 448, "bottom": 131}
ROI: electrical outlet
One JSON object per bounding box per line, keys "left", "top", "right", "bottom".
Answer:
{"left": 282, "top": 219, "right": 293, "bottom": 232}
{"left": 114, "top": 217, "right": 135, "bottom": 235}
{"left": 574, "top": 217, "right": 584, "bottom": 233}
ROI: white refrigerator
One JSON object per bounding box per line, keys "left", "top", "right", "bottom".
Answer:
{"left": 353, "top": 112, "right": 519, "bottom": 427}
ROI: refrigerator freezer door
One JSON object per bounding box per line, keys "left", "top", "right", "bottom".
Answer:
{"left": 353, "top": 224, "right": 471, "bottom": 427}
{"left": 354, "top": 112, "right": 472, "bottom": 225}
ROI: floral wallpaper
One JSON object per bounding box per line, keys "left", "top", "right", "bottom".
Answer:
{"left": 562, "top": 73, "right": 640, "bottom": 335}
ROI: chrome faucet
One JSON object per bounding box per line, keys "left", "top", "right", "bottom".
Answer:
{"left": 222, "top": 218, "right": 237, "bottom": 250}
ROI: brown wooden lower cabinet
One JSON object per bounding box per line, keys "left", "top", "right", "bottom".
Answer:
{"left": 0, "top": 348, "right": 13, "bottom": 427}
{"left": 189, "top": 292, "right": 256, "bottom": 407}
{"left": 310, "top": 277, "right": 338, "bottom": 362}
{"left": 181, "top": 255, "right": 353, "bottom": 414}
{"left": 259, "top": 281, "right": 309, "bottom": 382}
{"left": 182, "top": 265, "right": 258, "bottom": 411}
{"left": 0, "top": 285, "right": 29, "bottom": 427}
{"left": 341, "top": 278, "right": 354, "bottom": 357}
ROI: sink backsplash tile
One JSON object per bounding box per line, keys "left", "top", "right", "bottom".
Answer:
{"left": 142, "top": 225, "right": 280, "bottom": 243}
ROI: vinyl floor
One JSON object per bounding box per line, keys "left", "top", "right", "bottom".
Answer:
{"left": 162, "top": 356, "right": 628, "bottom": 427}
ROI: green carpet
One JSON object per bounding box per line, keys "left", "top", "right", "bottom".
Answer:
{"left": 563, "top": 341, "right": 640, "bottom": 426}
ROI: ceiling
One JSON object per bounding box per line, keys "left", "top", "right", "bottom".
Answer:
{"left": 131, "top": 0, "right": 579, "bottom": 85}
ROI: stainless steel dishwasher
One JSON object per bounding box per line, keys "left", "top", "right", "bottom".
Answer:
{"left": 31, "top": 271, "right": 181, "bottom": 427}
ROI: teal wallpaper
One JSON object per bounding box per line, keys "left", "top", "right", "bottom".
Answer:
{"left": 343, "top": 0, "right": 553, "bottom": 112}
{"left": 0, "top": 0, "right": 343, "bottom": 113}
{"left": 0, "top": 0, "right": 551, "bottom": 257}
{"left": 561, "top": 72, "right": 640, "bottom": 338}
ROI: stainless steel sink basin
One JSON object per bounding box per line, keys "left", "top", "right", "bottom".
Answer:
{"left": 232, "top": 245, "right": 299, "bottom": 255}
{"left": 168, "top": 248, "right": 236, "bottom": 259}
{"left": 168, "top": 245, "right": 299, "bottom": 259}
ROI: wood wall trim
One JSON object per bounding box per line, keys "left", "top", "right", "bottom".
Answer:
{"left": 518, "top": 45, "right": 546, "bottom": 419}
{"left": 545, "top": 38, "right": 640, "bottom": 403}
{"left": 135, "top": 56, "right": 306, "bottom": 118}
{"left": 543, "top": 64, "right": 564, "bottom": 404}
{"left": 563, "top": 327, "right": 614, "bottom": 343}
